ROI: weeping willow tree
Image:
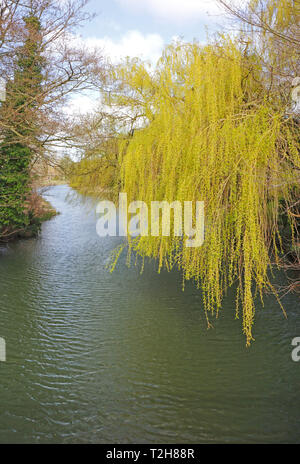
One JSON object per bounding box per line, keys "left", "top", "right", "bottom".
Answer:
{"left": 217, "top": 0, "right": 300, "bottom": 296}
{"left": 106, "top": 38, "right": 299, "bottom": 346}
{"left": 69, "top": 0, "right": 299, "bottom": 345}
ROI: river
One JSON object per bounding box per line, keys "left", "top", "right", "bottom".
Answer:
{"left": 0, "top": 185, "right": 299, "bottom": 443}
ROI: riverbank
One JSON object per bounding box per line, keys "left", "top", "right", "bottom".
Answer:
{"left": 0, "top": 192, "right": 58, "bottom": 243}
{"left": 34, "top": 178, "right": 67, "bottom": 188}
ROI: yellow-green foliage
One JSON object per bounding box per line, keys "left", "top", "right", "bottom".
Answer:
{"left": 69, "top": 137, "right": 120, "bottom": 199}
{"left": 113, "top": 40, "right": 299, "bottom": 345}
{"left": 70, "top": 157, "right": 116, "bottom": 197}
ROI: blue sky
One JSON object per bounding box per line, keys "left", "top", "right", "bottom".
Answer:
{"left": 77, "top": 0, "right": 227, "bottom": 64}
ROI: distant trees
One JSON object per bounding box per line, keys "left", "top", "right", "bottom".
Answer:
{"left": 68, "top": 111, "right": 127, "bottom": 197}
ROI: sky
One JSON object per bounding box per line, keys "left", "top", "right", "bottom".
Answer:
{"left": 68, "top": 0, "right": 232, "bottom": 114}
{"left": 79, "top": 0, "right": 226, "bottom": 63}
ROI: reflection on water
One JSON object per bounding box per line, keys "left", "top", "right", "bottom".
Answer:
{"left": 0, "top": 185, "right": 299, "bottom": 443}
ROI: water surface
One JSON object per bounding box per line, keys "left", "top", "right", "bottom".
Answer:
{"left": 0, "top": 185, "right": 299, "bottom": 443}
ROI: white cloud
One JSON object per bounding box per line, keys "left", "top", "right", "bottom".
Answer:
{"left": 80, "top": 30, "right": 164, "bottom": 66}
{"left": 115, "top": 0, "right": 221, "bottom": 22}
{"left": 65, "top": 94, "right": 100, "bottom": 116}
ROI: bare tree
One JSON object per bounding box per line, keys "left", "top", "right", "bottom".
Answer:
{"left": 0, "top": 0, "right": 107, "bottom": 236}
{"left": 217, "top": 0, "right": 299, "bottom": 84}
{"left": 0, "top": 0, "right": 107, "bottom": 152}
